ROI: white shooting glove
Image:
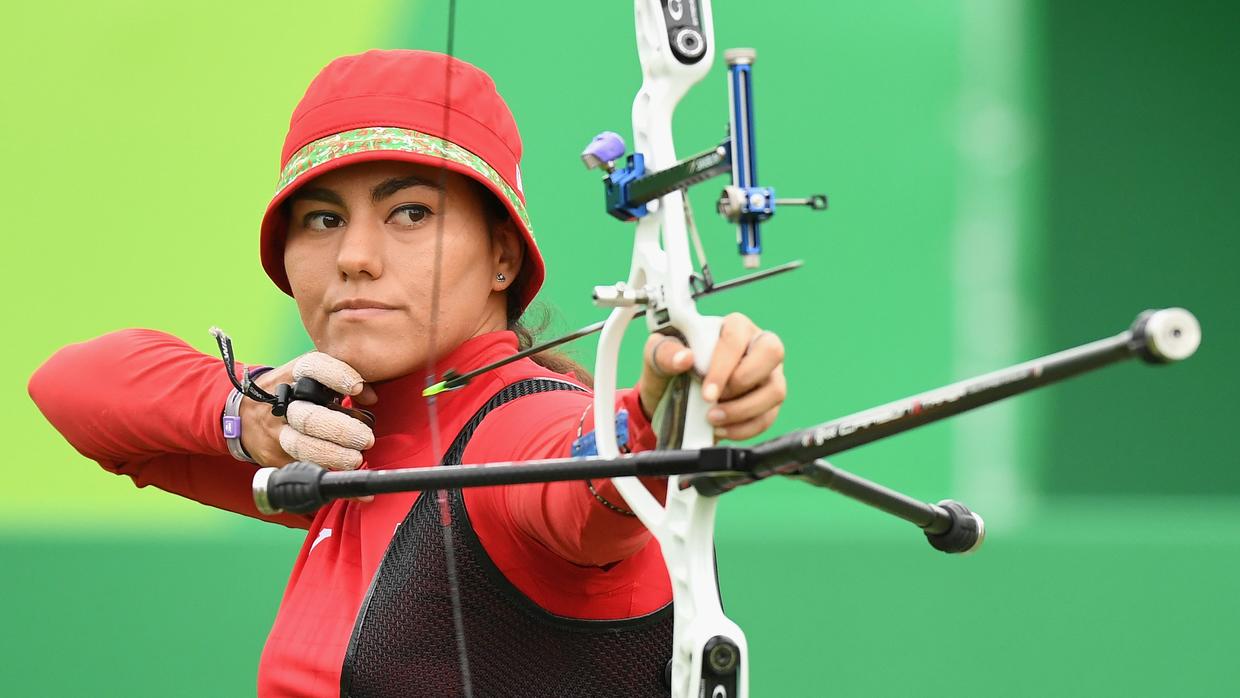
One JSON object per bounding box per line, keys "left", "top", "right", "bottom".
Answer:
{"left": 278, "top": 352, "right": 375, "bottom": 471}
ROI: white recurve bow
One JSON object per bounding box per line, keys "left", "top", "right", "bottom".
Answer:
{"left": 593, "top": 3, "right": 746, "bottom": 697}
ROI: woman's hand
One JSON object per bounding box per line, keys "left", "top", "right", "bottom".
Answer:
{"left": 636, "top": 313, "right": 787, "bottom": 441}
{"left": 239, "top": 353, "right": 378, "bottom": 470}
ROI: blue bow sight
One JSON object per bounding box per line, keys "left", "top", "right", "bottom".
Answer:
{"left": 582, "top": 48, "right": 827, "bottom": 269}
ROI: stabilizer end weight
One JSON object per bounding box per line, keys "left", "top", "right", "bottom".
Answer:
{"left": 925, "top": 500, "right": 985, "bottom": 555}
{"left": 1132, "top": 308, "right": 1201, "bottom": 363}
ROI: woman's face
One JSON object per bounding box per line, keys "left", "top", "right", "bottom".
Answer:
{"left": 283, "top": 160, "right": 522, "bottom": 382}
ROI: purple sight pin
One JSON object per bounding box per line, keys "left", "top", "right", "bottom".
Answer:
{"left": 581, "top": 131, "right": 627, "bottom": 170}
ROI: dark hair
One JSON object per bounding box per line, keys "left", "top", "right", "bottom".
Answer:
{"left": 480, "top": 183, "right": 594, "bottom": 387}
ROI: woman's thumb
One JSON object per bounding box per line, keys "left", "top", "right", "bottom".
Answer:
{"left": 637, "top": 334, "right": 694, "bottom": 418}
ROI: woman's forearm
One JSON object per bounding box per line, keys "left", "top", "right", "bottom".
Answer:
{"left": 29, "top": 328, "right": 235, "bottom": 466}
{"left": 472, "top": 387, "right": 664, "bottom": 568}
{"left": 27, "top": 329, "right": 310, "bottom": 527}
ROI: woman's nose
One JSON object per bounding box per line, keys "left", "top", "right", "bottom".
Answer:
{"left": 336, "top": 219, "right": 385, "bottom": 282}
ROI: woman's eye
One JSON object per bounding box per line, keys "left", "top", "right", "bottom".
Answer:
{"left": 304, "top": 212, "right": 345, "bottom": 231}
{"left": 390, "top": 204, "right": 432, "bottom": 226}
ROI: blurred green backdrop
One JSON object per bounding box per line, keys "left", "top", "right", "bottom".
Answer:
{"left": 3, "top": 0, "right": 1236, "bottom": 695}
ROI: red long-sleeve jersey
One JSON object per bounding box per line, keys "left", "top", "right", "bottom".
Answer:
{"left": 28, "top": 329, "right": 672, "bottom": 697}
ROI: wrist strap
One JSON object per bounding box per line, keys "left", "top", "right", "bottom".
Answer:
{"left": 222, "top": 366, "right": 272, "bottom": 463}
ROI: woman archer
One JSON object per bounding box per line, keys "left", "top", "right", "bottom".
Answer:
{"left": 29, "top": 49, "right": 787, "bottom": 697}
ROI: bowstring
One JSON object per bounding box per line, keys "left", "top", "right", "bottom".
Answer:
{"left": 422, "top": 0, "right": 474, "bottom": 695}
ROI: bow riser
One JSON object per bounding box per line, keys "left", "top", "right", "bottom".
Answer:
{"left": 595, "top": 2, "right": 749, "bottom": 697}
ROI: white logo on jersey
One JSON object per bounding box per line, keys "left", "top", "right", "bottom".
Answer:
{"left": 310, "top": 528, "right": 333, "bottom": 553}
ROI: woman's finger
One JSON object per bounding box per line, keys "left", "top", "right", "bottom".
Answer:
{"left": 713, "top": 405, "right": 781, "bottom": 441}
{"left": 279, "top": 425, "right": 363, "bottom": 471}
{"left": 701, "top": 313, "right": 757, "bottom": 402}
{"left": 718, "top": 331, "right": 786, "bottom": 400}
{"left": 285, "top": 400, "right": 375, "bottom": 450}
{"left": 708, "top": 366, "right": 787, "bottom": 427}
{"left": 353, "top": 384, "right": 379, "bottom": 407}
{"left": 292, "top": 352, "right": 366, "bottom": 396}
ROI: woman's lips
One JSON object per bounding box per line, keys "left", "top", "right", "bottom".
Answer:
{"left": 329, "top": 298, "right": 400, "bottom": 320}
{"left": 332, "top": 307, "right": 397, "bottom": 320}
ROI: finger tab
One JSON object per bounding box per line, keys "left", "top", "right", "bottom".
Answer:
{"left": 293, "top": 352, "right": 364, "bottom": 395}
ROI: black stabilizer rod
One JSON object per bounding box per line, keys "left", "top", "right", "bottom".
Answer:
{"left": 794, "top": 460, "right": 984, "bottom": 554}
{"left": 251, "top": 308, "right": 1199, "bottom": 515}
{"left": 689, "top": 307, "right": 1201, "bottom": 495}
{"left": 254, "top": 448, "right": 748, "bottom": 516}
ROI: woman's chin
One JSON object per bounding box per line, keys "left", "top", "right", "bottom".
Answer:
{"left": 316, "top": 336, "right": 421, "bottom": 383}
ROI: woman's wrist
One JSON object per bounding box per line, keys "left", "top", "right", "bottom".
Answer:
{"left": 222, "top": 366, "right": 272, "bottom": 463}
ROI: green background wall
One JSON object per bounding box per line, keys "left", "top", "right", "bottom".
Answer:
{"left": 3, "top": 1, "right": 1236, "bottom": 695}
{"left": 1038, "top": 0, "right": 1239, "bottom": 496}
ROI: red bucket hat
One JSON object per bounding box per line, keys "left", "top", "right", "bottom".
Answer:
{"left": 259, "top": 49, "right": 544, "bottom": 312}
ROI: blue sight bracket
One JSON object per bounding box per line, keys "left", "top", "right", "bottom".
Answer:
{"left": 581, "top": 48, "right": 827, "bottom": 269}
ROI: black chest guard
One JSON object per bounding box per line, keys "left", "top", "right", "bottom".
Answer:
{"left": 341, "top": 378, "right": 674, "bottom": 697}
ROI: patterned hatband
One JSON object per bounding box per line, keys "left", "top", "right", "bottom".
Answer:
{"left": 275, "top": 126, "right": 533, "bottom": 235}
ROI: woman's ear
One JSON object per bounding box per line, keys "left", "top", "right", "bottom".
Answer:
{"left": 491, "top": 217, "right": 525, "bottom": 291}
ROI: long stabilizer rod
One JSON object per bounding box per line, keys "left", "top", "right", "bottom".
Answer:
{"left": 254, "top": 308, "right": 1199, "bottom": 514}
{"left": 688, "top": 307, "right": 1201, "bottom": 494}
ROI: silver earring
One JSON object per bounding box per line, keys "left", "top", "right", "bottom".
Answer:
{"left": 496, "top": 273, "right": 506, "bottom": 282}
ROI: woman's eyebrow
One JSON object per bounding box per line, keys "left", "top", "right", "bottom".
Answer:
{"left": 288, "top": 187, "right": 344, "bottom": 207}
{"left": 371, "top": 175, "right": 443, "bottom": 202}
{"left": 287, "top": 177, "right": 443, "bottom": 207}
